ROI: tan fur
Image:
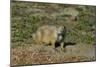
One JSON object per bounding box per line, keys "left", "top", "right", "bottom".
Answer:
{"left": 32, "top": 25, "right": 65, "bottom": 48}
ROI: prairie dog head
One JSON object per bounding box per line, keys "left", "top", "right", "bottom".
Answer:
{"left": 57, "top": 26, "right": 66, "bottom": 42}
{"left": 57, "top": 26, "right": 66, "bottom": 35}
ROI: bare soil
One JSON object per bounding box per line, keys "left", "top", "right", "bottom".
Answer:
{"left": 11, "top": 43, "right": 96, "bottom": 66}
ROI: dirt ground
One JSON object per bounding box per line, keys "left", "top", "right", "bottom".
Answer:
{"left": 11, "top": 43, "right": 96, "bottom": 66}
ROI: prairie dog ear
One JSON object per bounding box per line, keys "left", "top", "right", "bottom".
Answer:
{"left": 63, "top": 25, "right": 66, "bottom": 29}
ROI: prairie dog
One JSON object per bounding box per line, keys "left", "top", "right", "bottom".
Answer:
{"left": 32, "top": 25, "right": 66, "bottom": 48}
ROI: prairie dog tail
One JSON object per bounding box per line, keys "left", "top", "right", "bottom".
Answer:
{"left": 32, "top": 31, "right": 42, "bottom": 45}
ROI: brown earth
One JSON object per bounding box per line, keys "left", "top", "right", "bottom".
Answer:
{"left": 11, "top": 43, "right": 96, "bottom": 66}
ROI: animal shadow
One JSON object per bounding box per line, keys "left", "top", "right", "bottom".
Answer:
{"left": 63, "top": 42, "right": 76, "bottom": 47}
{"left": 55, "top": 42, "right": 76, "bottom": 48}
